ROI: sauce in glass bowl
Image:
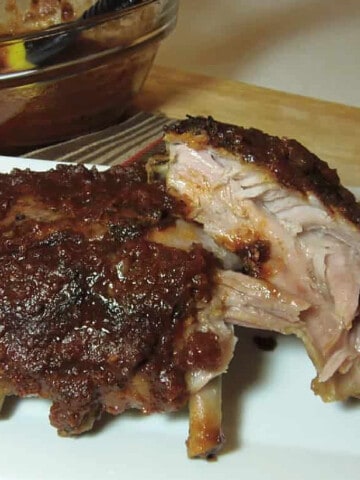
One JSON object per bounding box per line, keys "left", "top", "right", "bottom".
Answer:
{"left": 0, "top": 0, "right": 178, "bottom": 154}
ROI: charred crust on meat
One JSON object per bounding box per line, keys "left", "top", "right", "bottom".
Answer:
{"left": 0, "top": 162, "right": 222, "bottom": 435}
{"left": 165, "top": 116, "right": 360, "bottom": 225}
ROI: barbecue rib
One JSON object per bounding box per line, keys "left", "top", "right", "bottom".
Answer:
{"left": 0, "top": 161, "right": 244, "bottom": 457}
{"left": 3, "top": 158, "right": 301, "bottom": 457}
{"left": 2, "top": 117, "right": 358, "bottom": 458}
{"left": 159, "top": 116, "right": 360, "bottom": 402}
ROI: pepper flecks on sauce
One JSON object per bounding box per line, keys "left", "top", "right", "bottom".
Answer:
{"left": 0, "top": 162, "right": 220, "bottom": 434}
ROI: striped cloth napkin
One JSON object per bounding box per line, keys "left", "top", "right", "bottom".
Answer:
{"left": 25, "top": 112, "right": 170, "bottom": 166}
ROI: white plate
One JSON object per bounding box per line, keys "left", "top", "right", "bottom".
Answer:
{"left": 1, "top": 156, "right": 360, "bottom": 480}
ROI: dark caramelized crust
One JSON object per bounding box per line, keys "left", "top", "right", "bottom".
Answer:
{"left": 165, "top": 116, "right": 360, "bottom": 225}
{"left": 0, "top": 162, "right": 181, "bottom": 253}
{"left": 0, "top": 162, "right": 220, "bottom": 435}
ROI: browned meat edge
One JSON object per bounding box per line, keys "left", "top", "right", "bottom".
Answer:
{"left": 165, "top": 116, "right": 360, "bottom": 225}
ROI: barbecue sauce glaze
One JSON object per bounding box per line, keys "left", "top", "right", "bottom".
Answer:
{"left": 0, "top": 162, "right": 221, "bottom": 434}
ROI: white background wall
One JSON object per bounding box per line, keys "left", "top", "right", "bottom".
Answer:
{"left": 156, "top": 0, "right": 360, "bottom": 107}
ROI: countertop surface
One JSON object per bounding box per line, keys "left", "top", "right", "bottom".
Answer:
{"left": 156, "top": 0, "right": 360, "bottom": 108}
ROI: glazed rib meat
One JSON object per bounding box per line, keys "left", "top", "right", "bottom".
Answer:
{"left": 3, "top": 117, "right": 358, "bottom": 457}
{"left": 161, "top": 116, "right": 360, "bottom": 402}
{"left": 0, "top": 161, "right": 240, "bottom": 457}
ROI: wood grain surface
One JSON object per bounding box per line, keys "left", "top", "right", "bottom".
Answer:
{"left": 136, "top": 66, "right": 360, "bottom": 186}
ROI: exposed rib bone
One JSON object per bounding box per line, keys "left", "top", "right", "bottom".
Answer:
{"left": 187, "top": 376, "right": 224, "bottom": 458}
{"left": 0, "top": 393, "right": 6, "bottom": 413}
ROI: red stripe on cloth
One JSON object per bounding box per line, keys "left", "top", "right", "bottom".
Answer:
{"left": 122, "top": 137, "right": 164, "bottom": 166}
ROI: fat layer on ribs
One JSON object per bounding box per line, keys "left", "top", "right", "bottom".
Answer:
{"left": 161, "top": 116, "right": 360, "bottom": 402}
{"left": 0, "top": 161, "right": 241, "bottom": 457}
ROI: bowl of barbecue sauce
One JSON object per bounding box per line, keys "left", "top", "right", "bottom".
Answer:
{"left": 0, "top": 0, "right": 178, "bottom": 154}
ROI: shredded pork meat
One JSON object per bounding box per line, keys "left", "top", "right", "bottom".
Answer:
{"left": 161, "top": 116, "right": 360, "bottom": 402}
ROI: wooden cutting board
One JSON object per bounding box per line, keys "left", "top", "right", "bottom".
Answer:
{"left": 136, "top": 65, "right": 360, "bottom": 187}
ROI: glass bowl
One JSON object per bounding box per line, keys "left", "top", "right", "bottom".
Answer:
{"left": 0, "top": 0, "right": 178, "bottom": 154}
